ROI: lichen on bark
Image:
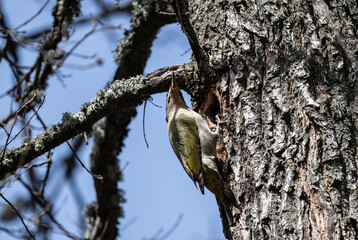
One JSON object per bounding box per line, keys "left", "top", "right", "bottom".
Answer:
{"left": 179, "top": 0, "right": 358, "bottom": 239}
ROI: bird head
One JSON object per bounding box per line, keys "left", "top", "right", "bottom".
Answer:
{"left": 166, "top": 76, "right": 187, "bottom": 122}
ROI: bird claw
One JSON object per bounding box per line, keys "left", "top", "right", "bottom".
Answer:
{"left": 215, "top": 114, "right": 222, "bottom": 124}
{"left": 213, "top": 114, "right": 228, "bottom": 135}
{"left": 215, "top": 114, "right": 227, "bottom": 125}
{"left": 211, "top": 114, "right": 221, "bottom": 135}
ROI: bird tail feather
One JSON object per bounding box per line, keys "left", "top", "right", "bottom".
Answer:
{"left": 224, "top": 183, "right": 239, "bottom": 208}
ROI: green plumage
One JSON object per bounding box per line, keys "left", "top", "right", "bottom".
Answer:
{"left": 168, "top": 112, "right": 204, "bottom": 193}
{"left": 203, "top": 165, "right": 236, "bottom": 204}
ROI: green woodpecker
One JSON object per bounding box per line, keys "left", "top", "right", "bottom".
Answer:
{"left": 166, "top": 77, "right": 237, "bottom": 206}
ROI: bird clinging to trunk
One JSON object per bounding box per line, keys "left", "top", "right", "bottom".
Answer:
{"left": 165, "top": 76, "right": 237, "bottom": 207}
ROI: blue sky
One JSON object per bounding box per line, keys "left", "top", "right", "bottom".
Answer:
{"left": 0, "top": 1, "right": 225, "bottom": 239}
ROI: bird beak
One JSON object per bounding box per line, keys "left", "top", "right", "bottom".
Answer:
{"left": 171, "top": 76, "right": 178, "bottom": 89}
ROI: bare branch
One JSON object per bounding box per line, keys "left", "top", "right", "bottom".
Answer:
{"left": 0, "top": 161, "right": 48, "bottom": 195}
{"left": 56, "top": 23, "right": 121, "bottom": 70}
{"left": 1, "top": 164, "right": 33, "bottom": 194}
{"left": 14, "top": 0, "right": 51, "bottom": 30}
{"left": 66, "top": 141, "right": 102, "bottom": 181}
{"left": 0, "top": 225, "right": 26, "bottom": 239}
{"left": 18, "top": 178, "right": 82, "bottom": 240}
{"left": 0, "top": 193, "right": 35, "bottom": 240}
{"left": 0, "top": 62, "right": 37, "bottom": 104}
{"left": 26, "top": 1, "right": 133, "bottom": 40}
{"left": 0, "top": 63, "right": 194, "bottom": 180}
{"left": 119, "top": 217, "right": 137, "bottom": 232}
{"left": 0, "top": 94, "right": 38, "bottom": 158}
{"left": 16, "top": 0, "right": 82, "bottom": 107}
{"left": 40, "top": 158, "right": 52, "bottom": 196}
{"left": 142, "top": 97, "right": 163, "bottom": 148}
{"left": 5, "top": 95, "right": 45, "bottom": 148}
{"left": 158, "top": 214, "right": 183, "bottom": 240}
{"left": 143, "top": 214, "right": 183, "bottom": 240}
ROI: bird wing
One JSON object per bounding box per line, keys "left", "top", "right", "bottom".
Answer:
{"left": 203, "top": 163, "right": 239, "bottom": 207}
{"left": 168, "top": 112, "right": 204, "bottom": 194}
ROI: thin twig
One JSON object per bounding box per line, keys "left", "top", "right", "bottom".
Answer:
{"left": 57, "top": 22, "right": 121, "bottom": 69}
{"left": 147, "top": 96, "right": 162, "bottom": 108}
{"left": 0, "top": 225, "right": 25, "bottom": 238}
{"left": 26, "top": 1, "right": 133, "bottom": 40}
{"left": 66, "top": 141, "right": 103, "bottom": 181}
{"left": 48, "top": 208, "right": 82, "bottom": 240}
{"left": 63, "top": 58, "right": 103, "bottom": 69}
{"left": 120, "top": 217, "right": 137, "bottom": 232}
{"left": 34, "top": 110, "right": 47, "bottom": 129}
{"left": 0, "top": 161, "right": 48, "bottom": 194}
{"left": 19, "top": 178, "right": 82, "bottom": 240}
{"left": 14, "top": 0, "right": 51, "bottom": 30}
{"left": 33, "top": 109, "right": 53, "bottom": 196}
{"left": 0, "top": 123, "right": 9, "bottom": 135}
{"left": 0, "top": 94, "right": 37, "bottom": 158}
{"left": 40, "top": 159, "right": 52, "bottom": 196}
{"left": 180, "top": 48, "right": 191, "bottom": 57}
{"left": 71, "top": 52, "right": 98, "bottom": 59}
{"left": 32, "top": 161, "right": 48, "bottom": 168}
{"left": 142, "top": 100, "right": 149, "bottom": 148}
{"left": 0, "top": 60, "right": 38, "bottom": 101}
{"left": 121, "top": 162, "right": 129, "bottom": 172}
{"left": 6, "top": 95, "right": 45, "bottom": 147}
{"left": 1, "top": 164, "right": 34, "bottom": 194}
{"left": 0, "top": 193, "right": 36, "bottom": 240}
{"left": 158, "top": 213, "right": 183, "bottom": 240}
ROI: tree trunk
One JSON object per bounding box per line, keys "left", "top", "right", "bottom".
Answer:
{"left": 1, "top": 1, "right": 357, "bottom": 239}
{"left": 175, "top": 0, "right": 358, "bottom": 239}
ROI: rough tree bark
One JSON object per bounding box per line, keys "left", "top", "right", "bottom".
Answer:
{"left": 174, "top": 0, "right": 358, "bottom": 239}
{"left": 1, "top": 0, "right": 357, "bottom": 239}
